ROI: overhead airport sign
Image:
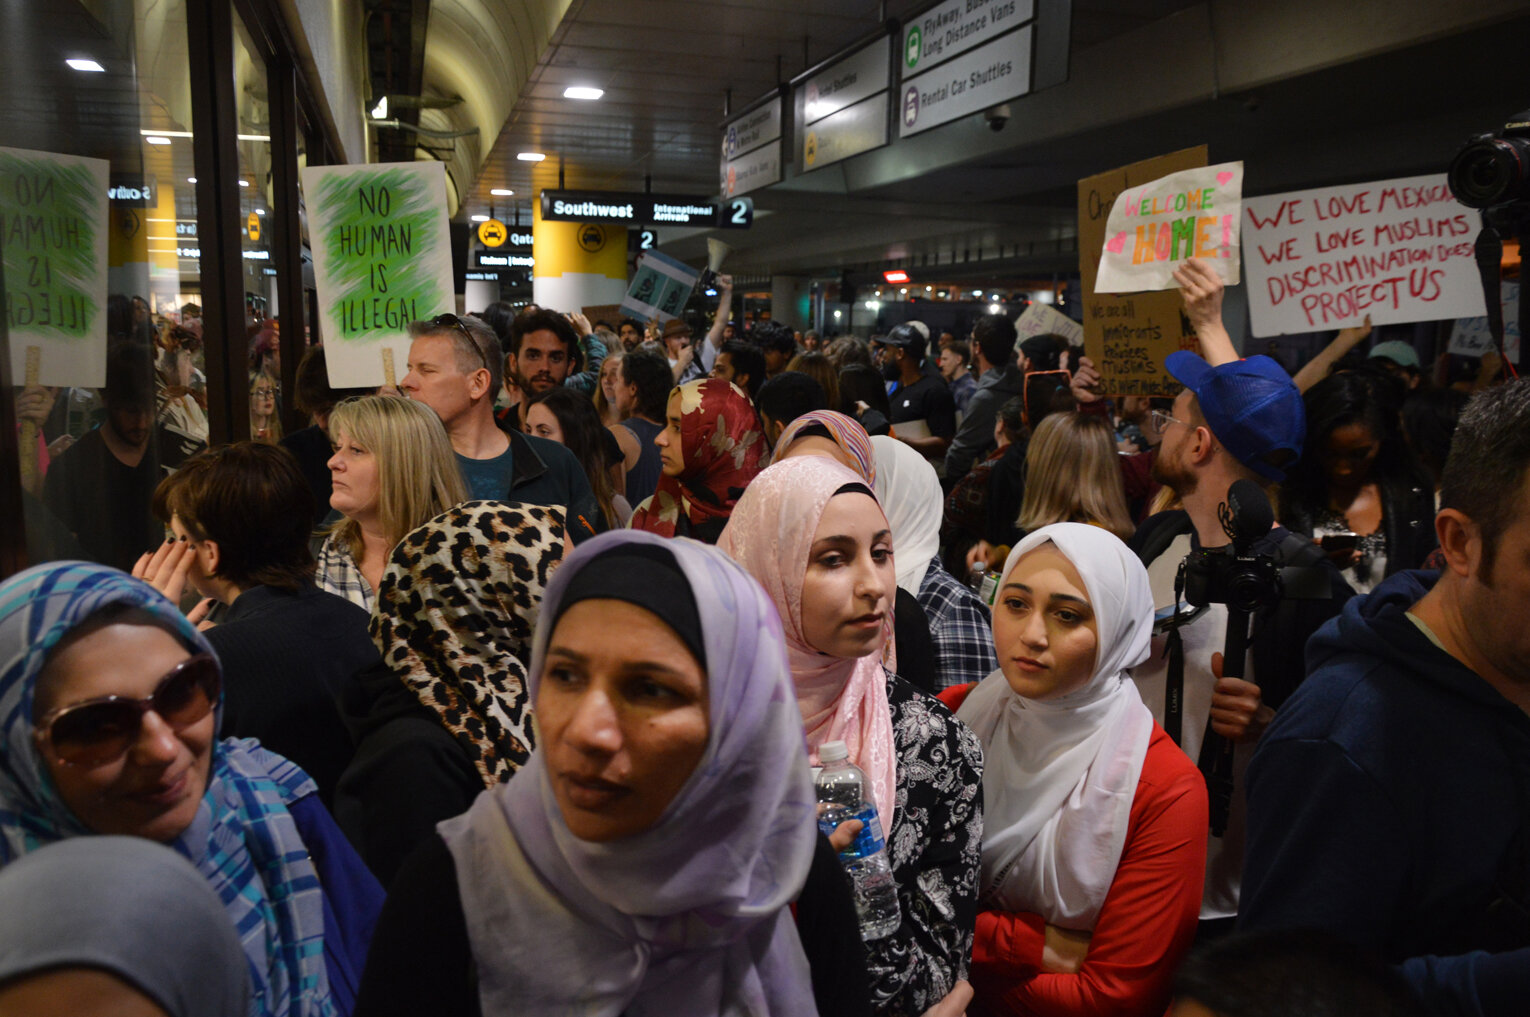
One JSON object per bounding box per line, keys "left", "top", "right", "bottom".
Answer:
{"left": 900, "top": 21, "right": 1033, "bottom": 137}
{"left": 902, "top": 0, "right": 1034, "bottom": 76}
{"left": 797, "top": 34, "right": 893, "bottom": 173}
{"left": 472, "top": 248, "right": 534, "bottom": 270}
{"left": 539, "top": 190, "right": 753, "bottom": 229}
{"left": 721, "top": 94, "right": 783, "bottom": 198}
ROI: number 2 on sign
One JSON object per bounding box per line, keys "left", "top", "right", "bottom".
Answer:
{"left": 730, "top": 201, "right": 748, "bottom": 225}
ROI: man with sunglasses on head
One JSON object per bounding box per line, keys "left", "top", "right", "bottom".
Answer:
{"left": 399, "top": 313, "right": 601, "bottom": 543}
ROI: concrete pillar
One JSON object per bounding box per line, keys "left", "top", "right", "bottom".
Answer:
{"left": 770, "top": 275, "right": 810, "bottom": 330}
{"left": 532, "top": 197, "right": 628, "bottom": 314}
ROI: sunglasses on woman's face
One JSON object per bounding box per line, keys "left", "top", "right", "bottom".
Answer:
{"left": 33, "top": 654, "right": 221, "bottom": 767}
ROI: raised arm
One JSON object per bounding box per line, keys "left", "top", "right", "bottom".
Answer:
{"left": 1293, "top": 316, "right": 1373, "bottom": 393}
{"left": 1173, "top": 258, "right": 1238, "bottom": 367}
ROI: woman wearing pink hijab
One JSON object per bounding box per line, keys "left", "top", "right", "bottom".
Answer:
{"left": 719, "top": 456, "right": 984, "bottom": 1017}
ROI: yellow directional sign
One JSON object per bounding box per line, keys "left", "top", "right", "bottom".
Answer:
{"left": 477, "top": 218, "right": 508, "bottom": 247}
{"left": 247, "top": 212, "right": 261, "bottom": 242}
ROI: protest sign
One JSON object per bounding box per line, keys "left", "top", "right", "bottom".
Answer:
{"left": 1243, "top": 173, "right": 1483, "bottom": 337}
{"left": 1095, "top": 161, "right": 1242, "bottom": 294}
{"left": 301, "top": 162, "right": 454, "bottom": 386}
{"left": 1, "top": 146, "right": 110, "bottom": 388}
{"left": 1013, "top": 301, "right": 1083, "bottom": 351}
{"left": 621, "top": 251, "right": 700, "bottom": 324}
{"left": 1079, "top": 147, "right": 1207, "bottom": 396}
{"left": 1449, "top": 281, "right": 1520, "bottom": 362}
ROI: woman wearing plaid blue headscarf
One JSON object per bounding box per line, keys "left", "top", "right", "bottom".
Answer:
{"left": 0, "top": 561, "right": 384, "bottom": 1017}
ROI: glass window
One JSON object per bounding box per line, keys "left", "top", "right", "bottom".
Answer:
{"left": 234, "top": 12, "right": 283, "bottom": 445}
{"left": 2, "top": 0, "right": 205, "bottom": 573}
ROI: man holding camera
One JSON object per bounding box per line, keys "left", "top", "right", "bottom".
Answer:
{"left": 1240, "top": 379, "right": 1530, "bottom": 1016}
{"left": 1124, "top": 260, "right": 1353, "bottom": 936}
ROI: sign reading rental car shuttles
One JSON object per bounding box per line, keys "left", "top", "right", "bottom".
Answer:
{"left": 898, "top": 0, "right": 1069, "bottom": 138}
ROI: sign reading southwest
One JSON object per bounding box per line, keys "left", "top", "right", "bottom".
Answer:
{"left": 540, "top": 190, "right": 753, "bottom": 229}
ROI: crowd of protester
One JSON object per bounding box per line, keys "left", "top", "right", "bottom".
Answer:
{"left": 1, "top": 258, "right": 1524, "bottom": 1017}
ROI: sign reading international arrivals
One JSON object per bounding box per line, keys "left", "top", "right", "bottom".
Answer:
{"left": 899, "top": 0, "right": 1041, "bottom": 137}
{"left": 797, "top": 35, "right": 892, "bottom": 173}
{"left": 721, "top": 94, "right": 784, "bottom": 198}
{"left": 301, "top": 161, "right": 455, "bottom": 387}
{"left": 1, "top": 146, "right": 111, "bottom": 387}
{"left": 540, "top": 190, "right": 753, "bottom": 229}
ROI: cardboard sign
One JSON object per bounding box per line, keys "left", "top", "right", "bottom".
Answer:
{"left": 301, "top": 162, "right": 454, "bottom": 387}
{"left": 1014, "top": 301, "right": 1084, "bottom": 350}
{"left": 1095, "top": 162, "right": 1242, "bottom": 294}
{"left": 1078, "top": 147, "right": 1207, "bottom": 396}
{"left": 1, "top": 146, "right": 110, "bottom": 387}
{"left": 621, "top": 251, "right": 700, "bottom": 324}
{"left": 1242, "top": 173, "right": 1484, "bottom": 337}
{"left": 1449, "top": 281, "right": 1520, "bottom": 361}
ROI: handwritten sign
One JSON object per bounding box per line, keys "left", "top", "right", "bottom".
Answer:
{"left": 1, "top": 146, "right": 110, "bottom": 387}
{"left": 621, "top": 250, "right": 700, "bottom": 324}
{"left": 1449, "top": 281, "right": 1520, "bottom": 362}
{"left": 1243, "top": 173, "right": 1483, "bottom": 337}
{"left": 1078, "top": 147, "right": 1207, "bottom": 396}
{"left": 1095, "top": 162, "right": 1242, "bottom": 294}
{"left": 1014, "top": 301, "right": 1083, "bottom": 350}
{"left": 301, "top": 162, "right": 454, "bottom": 386}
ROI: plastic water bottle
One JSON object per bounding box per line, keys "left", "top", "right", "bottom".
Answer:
{"left": 968, "top": 560, "right": 988, "bottom": 593}
{"left": 814, "top": 740, "right": 901, "bottom": 941}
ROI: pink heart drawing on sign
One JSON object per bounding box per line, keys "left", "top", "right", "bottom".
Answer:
{"left": 1105, "top": 232, "right": 1127, "bottom": 254}
{"left": 1216, "top": 171, "right": 1234, "bottom": 186}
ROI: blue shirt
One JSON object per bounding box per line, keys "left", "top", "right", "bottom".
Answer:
{"left": 457, "top": 446, "right": 516, "bottom": 502}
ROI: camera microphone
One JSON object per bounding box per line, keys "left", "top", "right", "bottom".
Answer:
{"left": 1222, "top": 479, "right": 1274, "bottom": 552}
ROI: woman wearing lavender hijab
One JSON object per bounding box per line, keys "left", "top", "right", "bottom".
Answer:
{"left": 355, "top": 530, "right": 867, "bottom": 1017}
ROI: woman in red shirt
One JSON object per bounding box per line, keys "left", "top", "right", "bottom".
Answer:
{"left": 937, "top": 523, "right": 1207, "bottom": 1017}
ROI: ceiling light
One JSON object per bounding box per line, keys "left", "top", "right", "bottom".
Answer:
{"left": 833, "top": 309, "right": 843, "bottom": 319}
{"left": 140, "top": 130, "right": 193, "bottom": 138}
{"left": 238, "top": 180, "right": 250, "bottom": 187}
{"left": 145, "top": 136, "right": 172, "bottom": 145}
{"left": 517, "top": 152, "right": 546, "bottom": 162}
{"left": 255, "top": 208, "right": 266, "bottom": 215}
{"left": 370, "top": 96, "right": 388, "bottom": 120}
{"left": 187, "top": 177, "right": 197, "bottom": 184}
{"left": 563, "top": 86, "right": 604, "bottom": 101}
{"left": 470, "top": 214, "right": 489, "bottom": 222}
{"left": 882, "top": 270, "right": 910, "bottom": 284}
{"left": 490, "top": 188, "right": 514, "bottom": 196}
{"left": 989, "top": 303, "right": 1002, "bottom": 315}
{"left": 66, "top": 58, "right": 105, "bottom": 73}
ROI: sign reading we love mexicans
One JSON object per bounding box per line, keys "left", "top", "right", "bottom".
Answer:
{"left": 1095, "top": 161, "right": 1243, "bottom": 293}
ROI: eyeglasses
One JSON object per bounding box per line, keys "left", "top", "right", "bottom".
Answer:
{"left": 34, "top": 654, "right": 221, "bottom": 767}
{"left": 1149, "top": 409, "right": 1193, "bottom": 435}
{"left": 431, "top": 313, "right": 493, "bottom": 375}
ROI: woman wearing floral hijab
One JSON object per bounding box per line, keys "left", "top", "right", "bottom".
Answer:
{"left": 718, "top": 456, "right": 984, "bottom": 1016}
{"left": 629, "top": 377, "right": 764, "bottom": 542}
{"left": 938, "top": 524, "right": 1207, "bottom": 1016}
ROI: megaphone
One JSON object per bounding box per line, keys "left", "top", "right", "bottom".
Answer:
{"left": 706, "top": 237, "right": 732, "bottom": 274}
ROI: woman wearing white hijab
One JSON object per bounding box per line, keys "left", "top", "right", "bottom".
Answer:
{"left": 870, "top": 435, "right": 998, "bottom": 691}
{"left": 937, "top": 523, "right": 1207, "bottom": 1017}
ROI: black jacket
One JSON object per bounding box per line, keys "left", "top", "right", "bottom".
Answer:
{"left": 209, "top": 584, "right": 379, "bottom": 804}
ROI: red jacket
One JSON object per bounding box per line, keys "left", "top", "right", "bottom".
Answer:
{"left": 938, "top": 683, "right": 1207, "bottom": 1017}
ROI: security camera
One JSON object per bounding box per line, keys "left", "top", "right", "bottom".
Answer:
{"left": 985, "top": 103, "right": 1011, "bottom": 132}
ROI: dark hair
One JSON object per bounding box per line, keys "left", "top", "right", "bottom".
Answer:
{"left": 104, "top": 341, "right": 155, "bottom": 411}
{"left": 784, "top": 351, "right": 839, "bottom": 411}
{"left": 619, "top": 317, "right": 642, "bottom": 333}
{"left": 755, "top": 371, "right": 828, "bottom": 429}
{"left": 944, "top": 340, "right": 971, "bottom": 365}
{"left": 1019, "top": 333, "right": 1069, "bottom": 372}
{"left": 477, "top": 301, "right": 518, "bottom": 348}
{"left": 408, "top": 313, "right": 504, "bottom": 395}
{"left": 1401, "top": 387, "right": 1469, "bottom": 486}
{"left": 620, "top": 351, "right": 674, "bottom": 422}
{"left": 509, "top": 309, "right": 584, "bottom": 373}
{"left": 750, "top": 320, "right": 798, "bottom": 357}
{"left": 1286, "top": 371, "right": 1427, "bottom": 522}
{"left": 996, "top": 395, "right": 1026, "bottom": 441}
{"left": 824, "top": 336, "right": 872, "bottom": 369}
{"left": 1441, "top": 378, "right": 1530, "bottom": 583}
{"left": 1174, "top": 930, "right": 1424, "bottom": 1017}
{"left": 527, "top": 387, "right": 619, "bottom": 527}
{"left": 718, "top": 340, "right": 767, "bottom": 399}
{"left": 972, "top": 313, "right": 1018, "bottom": 368}
{"left": 838, "top": 363, "right": 891, "bottom": 419}
{"left": 292, "top": 345, "right": 371, "bottom": 419}
{"left": 153, "top": 442, "right": 316, "bottom": 591}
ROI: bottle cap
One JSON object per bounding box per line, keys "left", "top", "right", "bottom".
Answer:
{"left": 819, "top": 740, "right": 849, "bottom": 763}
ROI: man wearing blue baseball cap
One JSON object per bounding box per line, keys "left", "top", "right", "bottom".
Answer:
{"left": 1128, "top": 259, "right": 1354, "bottom": 938}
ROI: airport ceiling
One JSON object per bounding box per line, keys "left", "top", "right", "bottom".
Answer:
{"left": 379, "top": 0, "right": 1530, "bottom": 279}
